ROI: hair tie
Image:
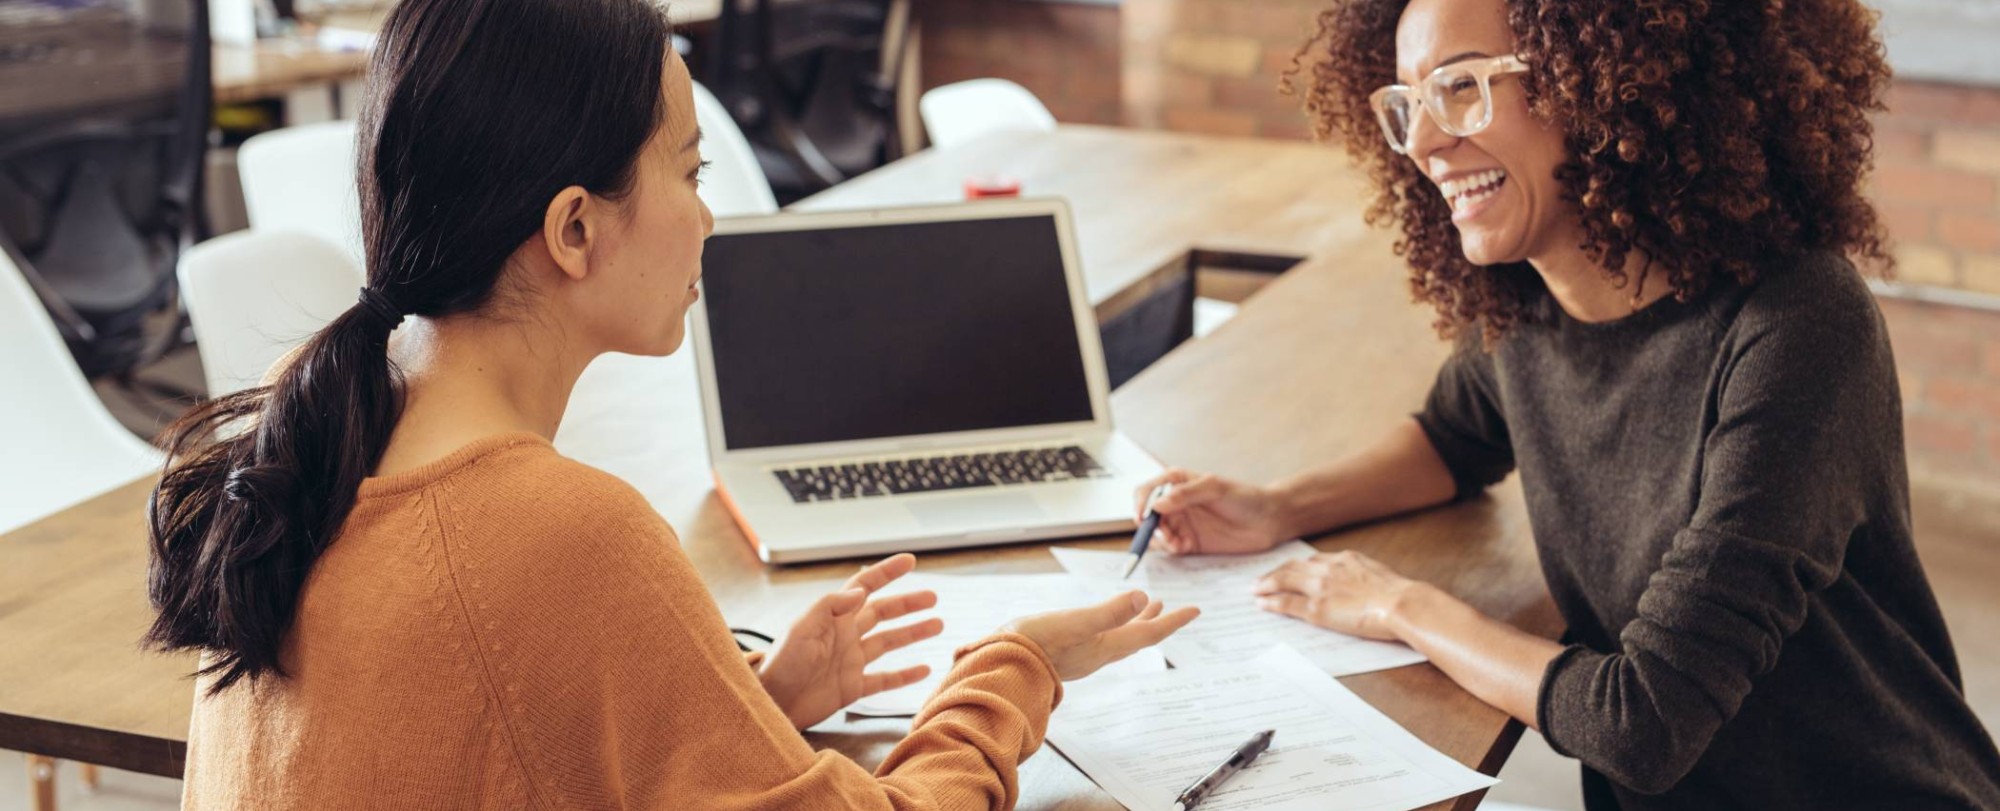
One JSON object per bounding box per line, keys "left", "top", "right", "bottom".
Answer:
{"left": 355, "top": 287, "right": 403, "bottom": 330}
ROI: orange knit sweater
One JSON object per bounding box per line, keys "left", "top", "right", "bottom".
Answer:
{"left": 181, "top": 433, "right": 1064, "bottom": 810}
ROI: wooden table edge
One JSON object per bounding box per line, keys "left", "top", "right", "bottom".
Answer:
{"left": 0, "top": 711, "right": 186, "bottom": 778}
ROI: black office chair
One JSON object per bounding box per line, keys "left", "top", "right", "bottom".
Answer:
{"left": 0, "top": 0, "right": 211, "bottom": 393}
{"left": 705, "top": 0, "right": 909, "bottom": 201}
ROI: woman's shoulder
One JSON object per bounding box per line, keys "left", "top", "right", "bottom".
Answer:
{"left": 1732, "top": 251, "right": 1882, "bottom": 335}
{"left": 399, "top": 434, "right": 676, "bottom": 560}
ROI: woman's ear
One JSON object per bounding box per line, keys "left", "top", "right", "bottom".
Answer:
{"left": 541, "top": 186, "right": 595, "bottom": 282}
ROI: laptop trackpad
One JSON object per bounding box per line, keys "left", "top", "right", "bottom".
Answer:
{"left": 907, "top": 493, "right": 1047, "bottom": 529}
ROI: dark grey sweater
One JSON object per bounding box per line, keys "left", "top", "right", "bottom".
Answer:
{"left": 1414, "top": 253, "right": 2000, "bottom": 809}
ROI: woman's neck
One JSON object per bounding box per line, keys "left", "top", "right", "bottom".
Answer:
{"left": 375, "top": 312, "right": 596, "bottom": 477}
{"left": 1528, "top": 237, "right": 1670, "bottom": 323}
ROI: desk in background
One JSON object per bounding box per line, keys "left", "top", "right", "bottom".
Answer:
{"left": 0, "top": 126, "right": 1561, "bottom": 811}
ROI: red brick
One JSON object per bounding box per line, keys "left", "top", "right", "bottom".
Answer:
{"left": 1162, "top": 106, "right": 1259, "bottom": 137}
{"left": 1240, "top": 3, "right": 1317, "bottom": 40}
{"left": 1907, "top": 412, "right": 1980, "bottom": 457}
{"left": 1883, "top": 311, "right": 1983, "bottom": 375}
{"left": 1969, "top": 86, "right": 2000, "bottom": 127}
{"left": 1870, "top": 125, "right": 1931, "bottom": 164}
{"left": 1938, "top": 212, "right": 2000, "bottom": 254}
{"left": 1259, "top": 111, "right": 1314, "bottom": 141}
{"left": 1215, "top": 75, "right": 1282, "bottom": 109}
{"left": 1884, "top": 82, "right": 1985, "bottom": 125}
{"left": 1157, "top": 72, "right": 1215, "bottom": 106}
{"left": 1872, "top": 165, "right": 1998, "bottom": 208}
{"left": 1876, "top": 202, "right": 1935, "bottom": 243}
{"left": 1985, "top": 340, "right": 2000, "bottom": 379}
{"left": 1988, "top": 429, "right": 2000, "bottom": 465}
{"left": 1927, "top": 377, "right": 2000, "bottom": 423}
{"left": 1266, "top": 43, "right": 1310, "bottom": 79}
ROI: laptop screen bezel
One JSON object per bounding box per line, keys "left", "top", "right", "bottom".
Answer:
{"left": 687, "top": 197, "right": 1114, "bottom": 465}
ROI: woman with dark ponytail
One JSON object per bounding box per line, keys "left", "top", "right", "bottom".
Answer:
{"left": 146, "top": 0, "right": 1196, "bottom": 806}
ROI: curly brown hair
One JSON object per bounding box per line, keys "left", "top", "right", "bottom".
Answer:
{"left": 1287, "top": 0, "right": 1894, "bottom": 341}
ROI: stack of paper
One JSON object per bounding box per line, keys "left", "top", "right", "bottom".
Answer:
{"left": 1047, "top": 645, "right": 1498, "bottom": 811}
{"left": 1050, "top": 543, "right": 1428, "bottom": 677}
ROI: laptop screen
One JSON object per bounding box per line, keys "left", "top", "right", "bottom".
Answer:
{"left": 698, "top": 212, "right": 1096, "bottom": 451}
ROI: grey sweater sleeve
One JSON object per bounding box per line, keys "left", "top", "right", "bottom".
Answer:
{"left": 1535, "top": 282, "right": 1899, "bottom": 794}
{"left": 1414, "top": 340, "right": 1515, "bottom": 499}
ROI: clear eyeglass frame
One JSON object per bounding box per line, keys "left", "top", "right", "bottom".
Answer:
{"left": 1369, "top": 55, "right": 1530, "bottom": 155}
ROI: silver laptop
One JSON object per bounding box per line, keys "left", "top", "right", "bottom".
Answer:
{"left": 689, "top": 199, "right": 1163, "bottom": 564}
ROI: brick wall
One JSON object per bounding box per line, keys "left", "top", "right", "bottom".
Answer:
{"left": 914, "top": 0, "right": 1123, "bottom": 127}
{"left": 918, "top": 0, "right": 2000, "bottom": 490}
{"left": 1873, "top": 81, "right": 2000, "bottom": 293}
{"left": 1121, "top": 0, "right": 1318, "bottom": 138}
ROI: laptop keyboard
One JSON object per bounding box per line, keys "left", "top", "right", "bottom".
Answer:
{"left": 773, "top": 446, "right": 1111, "bottom": 503}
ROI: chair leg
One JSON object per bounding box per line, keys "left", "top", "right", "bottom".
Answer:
{"left": 78, "top": 762, "right": 100, "bottom": 790}
{"left": 25, "top": 754, "right": 56, "bottom": 811}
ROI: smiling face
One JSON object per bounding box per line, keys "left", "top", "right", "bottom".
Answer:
{"left": 1395, "top": 0, "right": 1575, "bottom": 266}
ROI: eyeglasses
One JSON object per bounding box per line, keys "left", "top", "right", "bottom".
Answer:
{"left": 1369, "top": 55, "right": 1529, "bottom": 155}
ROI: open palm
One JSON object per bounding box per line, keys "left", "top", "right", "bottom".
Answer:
{"left": 757, "top": 554, "right": 943, "bottom": 730}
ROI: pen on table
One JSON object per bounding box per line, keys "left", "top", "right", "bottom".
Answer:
{"left": 1174, "top": 729, "right": 1275, "bottom": 811}
{"left": 1121, "top": 482, "right": 1172, "bottom": 580}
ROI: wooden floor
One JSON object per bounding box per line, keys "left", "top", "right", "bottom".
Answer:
{"left": 9, "top": 344, "right": 1998, "bottom": 811}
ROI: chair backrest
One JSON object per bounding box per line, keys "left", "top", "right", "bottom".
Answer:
{"left": 237, "top": 120, "right": 365, "bottom": 267}
{"left": 691, "top": 81, "right": 779, "bottom": 218}
{"left": 920, "top": 79, "right": 1057, "bottom": 150}
{"left": 177, "top": 230, "right": 364, "bottom": 398}
{"left": 0, "top": 247, "right": 161, "bottom": 536}
{"left": 0, "top": 0, "right": 214, "bottom": 376}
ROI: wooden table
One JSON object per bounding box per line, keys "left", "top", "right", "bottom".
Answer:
{"left": 0, "top": 126, "right": 1561, "bottom": 810}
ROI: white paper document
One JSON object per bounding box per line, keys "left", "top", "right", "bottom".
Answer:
{"left": 847, "top": 572, "right": 1168, "bottom": 716}
{"left": 1047, "top": 645, "right": 1498, "bottom": 811}
{"left": 1050, "top": 543, "right": 1428, "bottom": 677}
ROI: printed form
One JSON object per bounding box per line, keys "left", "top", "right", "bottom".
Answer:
{"left": 1046, "top": 644, "right": 1498, "bottom": 811}
{"left": 1050, "top": 543, "right": 1428, "bottom": 677}
{"left": 846, "top": 571, "right": 1167, "bottom": 716}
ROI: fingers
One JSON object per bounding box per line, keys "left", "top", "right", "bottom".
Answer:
{"left": 1157, "top": 514, "right": 1196, "bottom": 555}
{"left": 857, "top": 589, "right": 938, "bottom": 633}
{"left": 1132, "top": 468, "right": 1195, "bottom": 520}
{"left": 1149, "top": 473, "right": 1223, "bottom": 515}
{"left": 845, "top": 553, "right": 917, "bottom": 593}
{"left": 1074, "top": 590, "right": 1150, "bottom": 635}
{"left": 1256, "top": 592, "right": 1312, "bottom": 619}
{"left": 861, "top": 663, "right": 931, "bottom": 696}
{"left": 860, "top": 616, "right": 944, "bottom": 660}
{"left": 1253, "top": 561, "right": 1320, "bottom": 596}
{"left": 1098, "top": 604, "right": 1201, "bottom": 654}
{"left": 821, "top": 587, "right": 868, "bottom": 618}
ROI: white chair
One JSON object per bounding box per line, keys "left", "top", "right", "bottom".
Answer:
{"left": 0, "top": 249, "right": 160, "bottom": 536}
{"left": 237, "top": 121, "right": 365, "bottom": 267}
{"left": 178, "top": 231, "right": 365, "bottom": 398}
{"left": 919, "top": 78, "right": 1058, "bottom": 150}
{"left": 691, "top": 81, "right": 779, "bottom": 217}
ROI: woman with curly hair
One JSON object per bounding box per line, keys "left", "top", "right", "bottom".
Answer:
{"left": 1134, "top": 0, "right": 2000, "bottom": 806}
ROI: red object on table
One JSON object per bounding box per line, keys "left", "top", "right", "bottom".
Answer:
{"left": 963, "top": 175, "right": 1022, "bottom": 199}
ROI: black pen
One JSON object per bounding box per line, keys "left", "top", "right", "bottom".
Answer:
{"left": 1121, "top": 482, "right": 1172, "bottom": 580}
{"left": 1174, "top": 729, "right": 1275, "bottom": 810}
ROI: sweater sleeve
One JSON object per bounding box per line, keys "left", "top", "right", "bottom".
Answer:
{"left": 1413, "top": 338, "right": 1515, "bottom": 499}
{"left": 1534, "top": 284, "right": 1898, "bottom": 794}
{"left": 440, "top": 469, "right": 1060, "bottom": 811}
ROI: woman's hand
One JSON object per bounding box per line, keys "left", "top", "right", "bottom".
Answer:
{"left": 757, "top": 553, "right": 944, "bottom": 730}
{"left": 1134, "top": 468, "right": 1289, "bottom": 555}
{"left": 1251, "top": 550, "right": 1419, "bottom": 641}
{"left": 1004, "top": 591, "right": 1200, "bottom": 680}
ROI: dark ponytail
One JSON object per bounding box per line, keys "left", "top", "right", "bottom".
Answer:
{"left": 145, "top": 0, "right": 672, "bottom": 694}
